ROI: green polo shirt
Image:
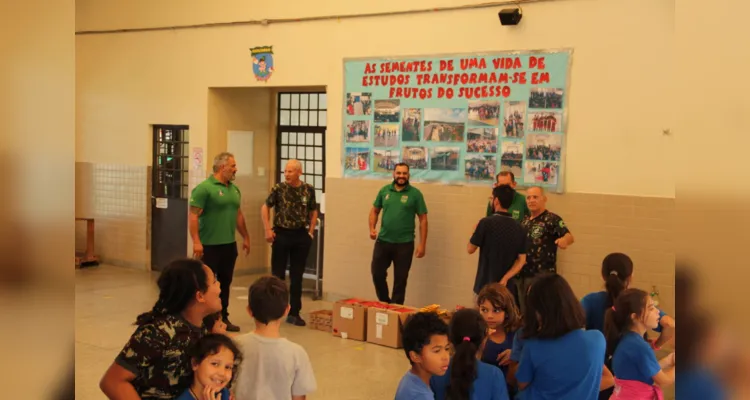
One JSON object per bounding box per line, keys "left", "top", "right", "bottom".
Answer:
{"left": 485, "top": 191, "right": 529, "bottom": 222}
{"left": 374, "top": 183, "right": 427, "bottom": 244}
{"left": 189, "top": 175, "right": 241, "bottom": 245}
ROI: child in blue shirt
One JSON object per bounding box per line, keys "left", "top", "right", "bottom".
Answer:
{"left": 395, "top": 312, "right": 451, "bottom": 400}
{"left": 176, "top": 333, "right": 241, "bottom": 400}
{"left": 605, "top": 288, "right": 675, "bottom": 399}
{"left": 476, "top": 283, "right": 522, "bottom": 397}
{"left": 516, "top": 273, "right": 614, "bottom": 400}
{"left": 430, "top": 308, "right": 510, "bottom": 400}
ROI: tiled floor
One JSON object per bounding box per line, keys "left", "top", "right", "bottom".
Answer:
{"left": 75, "top": 265, "right": 408, "bottom": 400}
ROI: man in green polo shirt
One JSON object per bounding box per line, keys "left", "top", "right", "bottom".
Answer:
{"left": 189, "top": 152, "right": 250, "bottom": 332}
{"left": 485, "top": 171, "right": 529, "bottom": 221}
{"left": 368, "top": 163, "right": 428, "bottom": 305}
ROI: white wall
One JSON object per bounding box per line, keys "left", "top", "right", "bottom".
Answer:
{"left": 76, "top": 0, "right": 674, "bottom": 197}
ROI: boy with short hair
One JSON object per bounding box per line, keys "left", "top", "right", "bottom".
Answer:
{"left": 233, "top": 276, "right": 317, "bottom": 400}
{"left": 395, "top": 312, "right": 451, "bottom": 400}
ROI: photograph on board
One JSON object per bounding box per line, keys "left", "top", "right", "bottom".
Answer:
{"left": 429, "top": 147, "right": 460, "bottom": 171}
{"left": 465, "top": 154, "right": 497, "bottom": 181}
{"left": 500, "top": 141, "right": 524, "bottom": 178}
{"left": 526, "top": 134, "right": 562, "bottom": 161}
{"left": 468, "top": 100, "right": 500, "bottom": 127}
{"left": 528, "top": 88, "right": 564, "bottom": 109}
{"left": 524, "top": 161, "right": 558, "bottom": 185}
{"left": 374, "top": 99, "right": 400, "bottom": 123}
{"left": 345, "top": 120, "right": 371, "bottom": 143}
{"left": 344, "top": 147, "right": 370, "bottom": 171}
{"left": 402, "top": 146, "right": 428, "bottom": 170}
{"left": 401, "top": 108, "right": 422, "bottom": 141}
{"left": 466, "top": 128, "right": 498, "bottom": 153}
{"left": 346, "top": 92, "right": 372, "bottom": 116}
{"left": 424, "top": 108, "right": 467, "bottom": 142}
{"left": 503, "top": 101, "right": 526, "bottom": 138}
{"left": 374, "top": 123, "right": 399, "bottom": 147}
{"left": 528, "top": 111, "right": 562, "bottom": 133}
{"left": 373, "top": 149, "right": 400, "bottom": 173}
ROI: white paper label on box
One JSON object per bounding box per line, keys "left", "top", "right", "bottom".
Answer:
{"left": 375, "top": 312, "right": 389, "bottom": 326}
{"left": 376, "top": 324, "right": 383, "bottom": 339}
{"left": 341, "top": 332, "right": 348, "bottom": 339}
{"left": 340, "top": 307, "right": 354, "bottom": 319}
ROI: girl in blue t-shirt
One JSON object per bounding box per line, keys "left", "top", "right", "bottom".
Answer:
{"left": 605, "top": 289, "right": 675, "bottom": 399}
{"left": 176, "top": 334, "right": 242, "bottom": 400}
{"left": 430, "top": 308, "right": 510, "bottom": 400}
{"left": 476, "top": 283, "right": 522, "bottom": 397}
{"left": 516, "top": 273, "right": 614, "bottom": 400}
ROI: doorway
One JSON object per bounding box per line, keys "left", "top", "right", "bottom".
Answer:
{"left": 151, "top": 125, "right": 189, "bottom": 271}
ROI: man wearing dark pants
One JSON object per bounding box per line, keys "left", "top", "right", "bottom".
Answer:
{"left": 261, "top": 159, "right": 318, "bottom": 326}
{"left": 368, "top": 163, "right": 428, "bottom": 305}
{"left": 190, "top": 152, "right": 250, "bottom": 332}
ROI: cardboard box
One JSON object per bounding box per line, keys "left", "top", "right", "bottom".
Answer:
{"left": 332, "top": 299, "right": 368, "bottom": 341}
{"left": 309, "top": 309, "right": 333, "bottom": 333}
{"left": 366, "top": 304, "right": 418, "bottom": 349}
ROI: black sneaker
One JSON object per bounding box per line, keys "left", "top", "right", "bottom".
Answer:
{"left": 286, "top": 315, "right": 307, "bottom": 327}
{"left": 223, "top": 319, "right": 240, "bottom": 332}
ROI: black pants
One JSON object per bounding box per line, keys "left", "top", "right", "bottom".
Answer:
{"left": 270, "top": 228, "right": 312, "bottom": 317}
{"left": 202, "top": 242, "right": 238, "bottom": 320}
{"left": 371, "top": 240, "right": 414, "bottom": 305}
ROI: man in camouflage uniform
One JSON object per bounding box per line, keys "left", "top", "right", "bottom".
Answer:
{"left": 517, "top": 186, "right": 575, "bottom": 312}
{"left": 109, "top": 314, "right": 207, "bottom": 399}
{"left": 261, "top": 159, "right": 319, "bottom": 326}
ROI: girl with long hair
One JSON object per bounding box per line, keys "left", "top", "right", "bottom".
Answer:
{"left": 605, "top": 289, "right": 675, "bottom": 399}
{"left": 99, "top": 258, "right": 224, "bottom": 399}
{"left": 430, "top": 308, "right": 509, "bottom": 400}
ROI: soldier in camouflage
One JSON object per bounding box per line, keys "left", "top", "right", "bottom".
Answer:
{"left": 99, "top": 259, "right": 225, "bottom": 399}
{"left": 261, "top": 159, "right": 319, "bottom": 327}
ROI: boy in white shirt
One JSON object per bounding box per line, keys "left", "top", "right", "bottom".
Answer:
{"left": 233, "top": 276, "right": 317, "bottom": 400}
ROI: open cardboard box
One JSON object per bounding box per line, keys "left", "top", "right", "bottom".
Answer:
{"left": 366, "top": 304, "right": 418, "bottom": 349}
{"left": 332, "top": 298, "right": 369, "bottom": 341}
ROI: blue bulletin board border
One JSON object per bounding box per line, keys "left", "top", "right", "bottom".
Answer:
{"left": 341, "top": 48, "right": 573, "bottom": 194}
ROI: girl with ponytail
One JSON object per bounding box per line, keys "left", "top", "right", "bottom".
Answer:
{"left": 605, "top": 289, "right": 676, "bottom": 399}
{"left": 100, "top": 258, "right": 225, "bottom": 399}
{"left": 430, "top": 308, "right": 510, "bottom": 400}
{"left": 581, "top": 253, "right": 675, "bottom": 348}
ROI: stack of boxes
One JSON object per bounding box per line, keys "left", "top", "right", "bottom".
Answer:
{"left": 308, "top": 298, "right": 461, "bottom": 349}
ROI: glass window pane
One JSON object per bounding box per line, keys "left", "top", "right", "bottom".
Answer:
{"left": 316, "top": 189, "right": 323, "bottom": 204}
{"left": 297, "top": 132, "right": 306, "bottom": 144}
{"left": 315, "top": 161, "right": 323, "bottom": 174}
{"left": 310, "top": 94, "right": 318, "bottom": 109}
{"left": 315, "top": 175, "right": 323, "bottom": 189}
{"left": 306, "top": 147, "right": 314, "bottom": 160}
{"left": 306, "top": 133, "right": 315, "bottom": 145}
{"left": 291, "top": 110, "right": 299, "bottom": 126}
{"left": 319, "top": 93, "right": 327, "bottom": 109}
{"left": 298, "top": 146, "right": 306, "bottom": 159}
{"left": 281, "top": 146, "right": 288, "bottom": 158}
{"left": 315, "top": 133, "right": 323, "bottom": 146}
{"left": 281, "top": 158, "right": 288, "bottom": 167}
{"left": 289, "top": 133, "right": 296, "bottom": 144}
{"left": 318, "top": 111, "right": 327, "bottom": 126}
{"left": 280, "top": 173, "right": 285, "bottom": 182}
{"left": 280, "top": 94, "right": 291, "bottom": 109}
{"left": 291, "top": 94, "right": 300, "bottom": 109}
{"left": 309, "top": 112, "right": 317, "bottom": 126}
{"left": 280, "top": 110, "right": 290, "bottom": 125}
{"left": 289, "top": 147, "right": 297, "bottom": 158}
{"left": 300, "top": 94, "right": 309, "bottom": 109}
{"left": 300, "top": 174, "right": 306, "bottom": 182}
{"left": 281, "top": 131, "right": 289, "bottom": 144}
{"left": 305, "top": 161, "right": 314, "bottom": 174}
{"left": 300, "top": 111, "right": 309, "bottom": 126}
{"left": 314, "top": 147, "right": 323, "bottom": 160}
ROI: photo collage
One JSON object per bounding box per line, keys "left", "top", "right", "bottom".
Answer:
{"left": 343, "top": 87, "right": 565, "bottom": 186}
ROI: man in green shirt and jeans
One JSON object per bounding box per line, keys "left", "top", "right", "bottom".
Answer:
{"left": 485, "top": 171, "right": 529, "bottom": 221}
{"left": 368, "top": 163, "right": 428, "bottom": 305}
{"left": 189, "top": 152, "right": 250, "bottom": 332}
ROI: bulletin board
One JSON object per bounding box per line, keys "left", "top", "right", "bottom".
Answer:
{"left": 341, "top": 49, "right": 572, "bottom": 193}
